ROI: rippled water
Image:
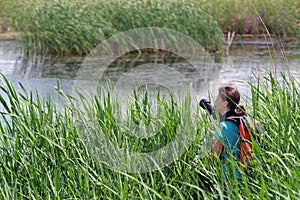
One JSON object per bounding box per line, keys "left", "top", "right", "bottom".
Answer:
{"left": 0, "top": 39, "right": 299, "bottom": 106}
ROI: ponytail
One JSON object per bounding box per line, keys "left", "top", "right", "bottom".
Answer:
{"left": 234, "top": 105, "right": 247, "bottom": 116}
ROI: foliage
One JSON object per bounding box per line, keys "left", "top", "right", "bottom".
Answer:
{"left": 0, "top": 72, "right": 299, "bottom": 199}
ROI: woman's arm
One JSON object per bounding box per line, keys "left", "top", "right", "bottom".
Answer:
{"left": 211, "top": 139, "right": 223, "bottom": 160}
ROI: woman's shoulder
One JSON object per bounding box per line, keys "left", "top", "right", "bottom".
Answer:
{"left": 220, "top": 120, "right": 238, "bottom": 130}
{"left": 219, "top": 120, "right": 239, "bottom": 139}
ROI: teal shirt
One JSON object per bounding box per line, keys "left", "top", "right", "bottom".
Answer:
{"left": 215, "top": 121, "right": 241, "bottom": 179}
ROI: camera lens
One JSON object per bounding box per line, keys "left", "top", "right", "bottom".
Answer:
{"left": 199, "top": 98, "right": 216, "bottom": 119}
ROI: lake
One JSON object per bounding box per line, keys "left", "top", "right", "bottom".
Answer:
{"left": 0, "top": 38, "right": 299, "bottom": 108}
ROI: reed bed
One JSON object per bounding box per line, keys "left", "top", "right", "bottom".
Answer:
{"left": 3, "top": 0, "right": 222, "bottom": 55}
{"left": 0, "top": 71, "right": 299, "bottom": 199}
{"left": 1, "top": 0, "right": 299, "bottom": 55}
{"left": 197, "top": 0, "right": 300, "bottom": 37}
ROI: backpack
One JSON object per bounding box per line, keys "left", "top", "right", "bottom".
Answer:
{"left": 225, "top": 116, "right": 264, "bottom": 172}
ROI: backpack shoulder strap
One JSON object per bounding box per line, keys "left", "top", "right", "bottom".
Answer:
{"left": 225, "top": 116, "right": 251, "bottom": 140}
{"left": 224, "top": 116, "right": 241, "bottom": 125}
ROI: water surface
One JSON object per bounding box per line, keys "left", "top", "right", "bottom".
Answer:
{"left": 0, "top": 39, "right": 299, "bottom": 106}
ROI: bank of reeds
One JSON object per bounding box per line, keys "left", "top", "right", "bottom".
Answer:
{"left": 0, "top": 0, "right": 300, "bottom": 55}
{"left": 2, "top": 0, "right": 299, "bottom": 55}
{"left": 197, "top": 0, "right": 300, "bottom": 37}
{"left": 0, "top": 71, "right": 299, "bottom": 199}
{"left": 2, "top": 0, "right": 223, "bottom": 55}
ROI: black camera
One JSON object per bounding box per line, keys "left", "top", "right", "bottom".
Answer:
{"left": 199, "top": 98, "right": 216, "bottom": 119}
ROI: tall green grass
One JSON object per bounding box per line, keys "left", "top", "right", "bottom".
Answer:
{"left": 0, "top": 71, "right": 299, "bottom": 199}
{"left": 2, "top": 0, "right": 299, "bottom": 55}
{"left": 197, "top": 0, "right": 300, "bottom": 37}
{"left": 5, "top": 0, "right": 223, "bottom": 55}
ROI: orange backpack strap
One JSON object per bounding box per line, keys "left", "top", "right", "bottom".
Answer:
{"left": 225, "top": 116, "right": 253, "bottom": 172}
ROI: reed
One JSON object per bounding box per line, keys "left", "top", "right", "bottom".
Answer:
{"left": 2, "top": 0, "right": 299, "bottom": 55}
{"left": 5, "top": 0, "right": 223, "bottom": 55}
{"left": 0, "top": 71, "right": 299, "bottom": 199}
{"left": 196, "top": 0, "right": 300, "bottom": 37}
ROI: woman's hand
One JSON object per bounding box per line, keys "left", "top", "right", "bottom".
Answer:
{"left": 211, "top": 139, "right": 223, "bottom": 160}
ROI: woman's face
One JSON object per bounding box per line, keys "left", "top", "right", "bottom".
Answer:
{"left": 215, "top": 93, "right": 228, "bottom": 115}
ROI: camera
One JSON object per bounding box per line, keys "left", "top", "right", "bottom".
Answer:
{"left": 199, "top": 98, "right": 216, "bottom": 119}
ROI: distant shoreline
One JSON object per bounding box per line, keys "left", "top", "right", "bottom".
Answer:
{"left": 0, "top": 32, "right": 20, "bottom": 40}
{"left": 1, "top": 31, "right": 297, "bottom": 44}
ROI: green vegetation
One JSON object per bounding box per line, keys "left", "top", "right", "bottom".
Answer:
{"left": 198, "top": 0, "right": 300, "bottom": 37}
{"left": 0, "top": 71, "right": 299, "bottom": 199}
{"left": 1, "top": 0, "right": 299, "bottom": 55}
{"left": 1, "top": 0, "right": 223, "bottom": 55}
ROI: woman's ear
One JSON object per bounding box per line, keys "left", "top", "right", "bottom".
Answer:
{"left": 223, "top": 100, "right": 228, "bottom": 108}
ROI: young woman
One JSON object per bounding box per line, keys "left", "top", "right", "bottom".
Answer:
{"left": 211, "top": 86, "right": 246, "bottom": 180}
